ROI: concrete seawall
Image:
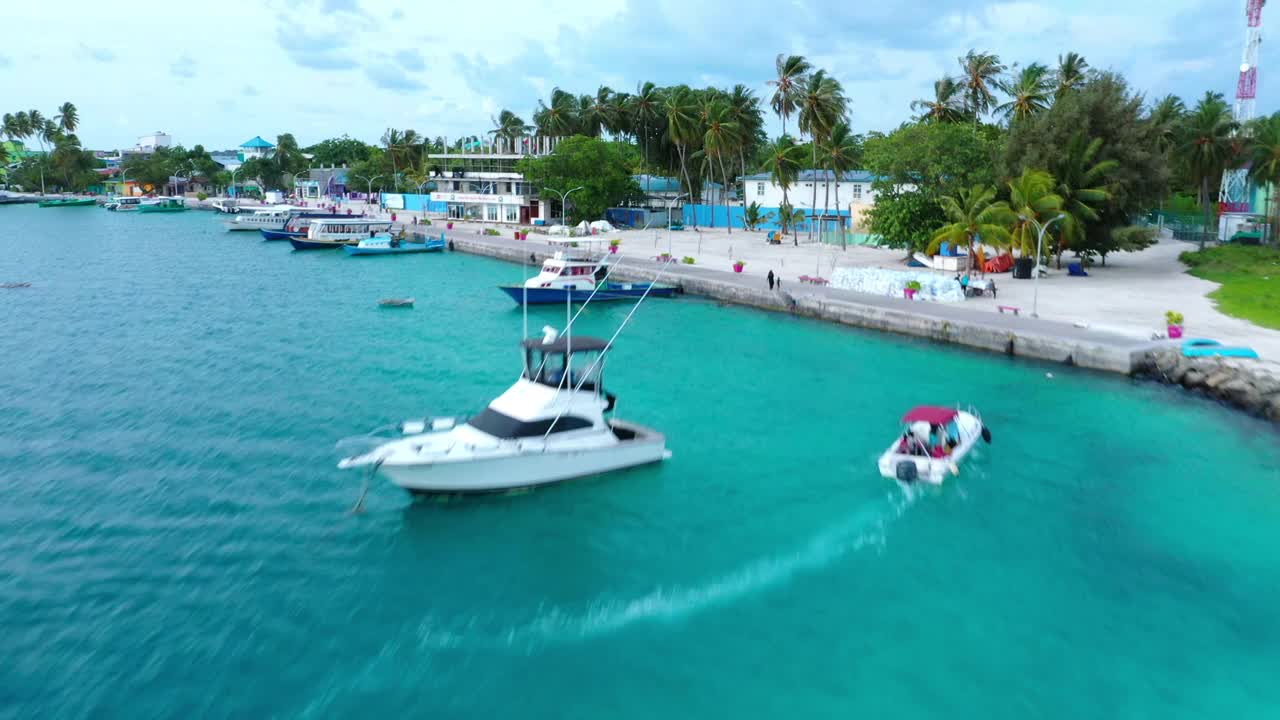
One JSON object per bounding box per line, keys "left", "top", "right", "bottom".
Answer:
{"left": 443, "top": 233, "right": 1154, "bottom": 376}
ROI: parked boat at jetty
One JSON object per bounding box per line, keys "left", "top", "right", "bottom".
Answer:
{"left": 210, "top": 198, "right": 266, "bottom": 214}
{"left": 344, "top": 233, "right": 446, "bottom": 256}
{"left": 37, "top": 197, "right": 96, "bottom": 208}
{"left": 289, "top": 219, "right": 394, "bottom": 250}
{"left": 137, "top": 197, "right": 188, "bottom": 213}
{"left": 104, "top": 196, "right": 144, "bottom": 211}
{"left": 259, "top": 212, "right": 360, "bottom": 241}
{"left": 498, "top": 238, "right": 677, "bottom": 305}
{"left": 338, "top": 327, "right": 668, "bottom": 494}
{"left": 878, "top": 406, "right": 990, "bottom": 484}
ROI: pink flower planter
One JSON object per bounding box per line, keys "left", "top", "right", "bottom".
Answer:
{"left": 609, "top": 245, "right": 618, "bottom": 254}
{"left": 446, "top": 222, "right": 453, "bottom": 230}
{"left": 904, "top": 288, "right": 917, "bottom": 299}
{"left": 1168, "top": 325, "right": 1183, "bottom": 339}
{"left": 520, "top": 231, "right": 529, "bottom": 240}
{"left": 733, "top": 263, "right": 745, "bottom": 273}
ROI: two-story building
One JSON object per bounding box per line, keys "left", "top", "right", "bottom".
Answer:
{"left": 740, "top": 170, "right": 889, "bottom": 231}
{"left": 238, "top": 136, "right": 275, "bottom": 162}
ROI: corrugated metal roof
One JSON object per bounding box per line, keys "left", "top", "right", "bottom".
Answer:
{"left": 740, "top": 170, "right": 877, "bottom": 183}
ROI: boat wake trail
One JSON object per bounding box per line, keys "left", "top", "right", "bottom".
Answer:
{"left": 505, "top": 488, "right": 921, "bottom": 648}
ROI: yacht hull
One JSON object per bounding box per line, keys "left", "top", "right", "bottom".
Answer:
{"left": 380, "top": 421, "right": 667, "bottom": 494}
{"left": 499, "top": 284, "right": 677, "bottom": 305}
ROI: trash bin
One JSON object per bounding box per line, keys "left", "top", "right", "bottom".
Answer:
{"left": 1013, "top": 257, "right": 1034, "bottom": 279}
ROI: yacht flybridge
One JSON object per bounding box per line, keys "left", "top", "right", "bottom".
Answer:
{"left": 338, "top": 329, "right": 668, "bottom": 494}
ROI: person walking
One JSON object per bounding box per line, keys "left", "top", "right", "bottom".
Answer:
{"left": 767, "top": 270, "right": 775, "bottom": 291}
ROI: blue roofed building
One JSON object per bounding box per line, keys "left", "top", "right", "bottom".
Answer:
{"left": 238, "top": 136, "right": 275, "bottom": 162}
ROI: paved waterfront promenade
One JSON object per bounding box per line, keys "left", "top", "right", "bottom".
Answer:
{"left": 431, "top": 226, "right": 1159, "bottom": 374}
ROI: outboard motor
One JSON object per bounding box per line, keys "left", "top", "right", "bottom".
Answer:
{"left": 981, "top": 425, "right": 992, "bottom": 443}
{"left": 895, "top": 460, "right": 919, "bottom": 483}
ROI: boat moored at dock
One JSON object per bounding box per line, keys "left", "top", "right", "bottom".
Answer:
{"left": 137, "top": 197, "right": 188, "bottom": 213}
{"left": 104, "top": 196, "right": 144, "bottom": 211}
{"left": 498, "top": 238, "right": 677, "bottom": 304}
{"left": 289, "top": 219, "right": 394, "bottom": 250}
{"left": 343, "top": 233, "right": 446, "bottom": 255}
{"left": 260, "top": 212, "right": 361, "bottom": 241}
{"left": 37, "top": 197, "right": 97, "bottom": 208}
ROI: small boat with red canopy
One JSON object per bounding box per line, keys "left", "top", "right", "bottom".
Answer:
{"left": 878, "top": 405, "right": 990, "bottom": 484}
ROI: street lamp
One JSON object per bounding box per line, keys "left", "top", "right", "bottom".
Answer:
{"left": 543, "top": 185, "right": 583, "bottom": 230}
{"left": 355, "top": 174, "right": 383, "bottom": 206}
{"left": 292, "top": 169, "right": 310, "bottom": 201}
{"left": 656, "top": 192, "right": 688, "bottom": 255}
{"left": 230, "top": 167, "right": 241, "bottom": 198}
{"left": 1021, "top": 213, "right": 1066, "bottom": 318}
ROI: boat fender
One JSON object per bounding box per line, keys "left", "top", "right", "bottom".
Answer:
{"left": 895, "top": 461, "right": 918, "bottom": 483}
{"left": 981, "top": 426, "right": 992, "bottom": 444}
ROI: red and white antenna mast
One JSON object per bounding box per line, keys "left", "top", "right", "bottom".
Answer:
{"left": 1221, "top": 0, "right": 1265, "bottom": 213}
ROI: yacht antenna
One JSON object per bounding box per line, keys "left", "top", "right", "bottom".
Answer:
{"left": 527, "top": 257, "right": 630, "bottom": 387}
{"left": 522, "top": 250, "right": 529, "bottom": 341}
{"left": 565, "top": 289, "right": 572, "bottom": 387}
{"left": 541, "top": 258, "right": 676, "bottom": 439}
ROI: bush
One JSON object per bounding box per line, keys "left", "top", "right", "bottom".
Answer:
{"left": 906, "top": 280, "right": 922, "bottom": 291}
{"left": 483, "top": 228, "right": 500, "bottom": 236}
{"left": 1165, "top": 310, "right": 1183, "bottom": 325}
{"left": 196, "top": 192, "right": 208, "bottom": 201}
{"left": 682, "top": 256, "right": 695, "bottom": 264}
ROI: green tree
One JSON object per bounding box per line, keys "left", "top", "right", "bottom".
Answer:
{"left": 768, "top": 54, "right": 811, "bottom": 137}
{"left": 516, "top": 136, "right": 642, "bottom": 224}
{"left": 1054, "top": 52, "right": 1090, "bottom": 100}
{"left": 1006, "top": 168, "right": 1064, "bottom": 257}
{"left": 534, "top": 88, "right": 579, "bottom": 137}
{"left": 1051, "top": 133, "right": 1116, "bottom": 267}
{"left": 1248, "top": 111, "right": 1280, "bottom": 242}
{"left": 1178, "top": 91, "right": 1239, "bottom": 217}
{"left": 821, "top": 121, "right": 862, "bottom": 248}
{"left": 866, "top": 187, "right": 946, "bottom": 252}
{"left": 727, "top": 84, "right": 764, "bottom": 215}
{"left": 663, "top": 86, "right": 700, "bottom": 209}
{"left": 996, "top": 63, "right": 1051, "bottom": 124}
{"left": 928, "top": 184, "right": 1014, "bottom": 256}
{"left": 629, "top": 81, "right": 664, "bottom": 195}
{"left": 797, "top": 69, "right": 847, "bottom": 238}
{"left": 305, "top": 136, "right": 375, "bottom": 167}
{"left": 864, "top": 120, "right": 1003, "bottom": 193}
{"left": 700, "top": 100, "right": 742, "bottom": 233}
{"left": 55, "top": 102, "right": 78, "bottom": 133}
{"left": 911, "top": 78, "right": 967, "bottom": 123}
{"left": 958, "top": 50, "right": 1006, "bottom": 124}
{"left": 742, "top": 201, "right": 773, "bottom": 230}
{"left": 762, "top": 135, "right": 807, "bottom": 244}
{"left": 489, "top": 110, "right": 531, "bottom": 149}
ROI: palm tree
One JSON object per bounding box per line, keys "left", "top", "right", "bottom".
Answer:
{"left": 1148, "top": 94, "right": 1186, "bottom": 152}
{"left": 12, "top": 111, "right": 31, "bottom": 142}
{"left": 1007, "top": 169, "right": 1064, "bottom": 257}
{"left": 1052, "top": 133, "right": 1116, "bottom": 267}
{"left": 27, "top": 109, "right": 48, "bottom": 151}
{"left": 928, "top": 184, "right": 1014, "bottom": 258}
{"left": 743, "top": 201, "right": 773, "bottom": 230}
{"left": 1249, "top": 111, "right": 1280, "bottom": 242}
{"left": 701, "top": 100, "right": 742, "bottom": 233}
{"left": 797, "top": 70, "right": 847, "bottom": 240}
{"left": 1054, "top": 52, "right": 1090, "bottom": 100}
{"left": 822, "top": 121, "right": 860, "bottom": 248}
{"left": 489, "top": 109, "right": 531, "bottom": 151}
{"left": 727, "top": 84, "right": 763, "bottom": 216}
{"left": 663, "top": 86, "right": 700, "bottom": 215}
{"left": 629, "top": 82, "right": 663, "bottom": 195}
{"left": 763, "top": 135, "right": 807, "bottom": 245}
{"left": 958, "top": 50, "right": 1005, "bottom": 125}
{"left": 911, "top": 78, "right": 967, "bottom": 123}
{"left": 55, "top": 102, "right": 78, "bottom": 133}
{"left": 995, "top": 63, "right": 1051, "bottom": 123}
{"left": 775, "top": 203, "right": 805, "bottom": 242}
{"left": 580, "top": 86, "right": 616, "bottom": 138}
{"left": 768, "top": 54, "right": 811, "bottom": 137}
{"left": 1178, "top": 92, "right": 1239, "bottom": 217}
{"left": 533, "top": 88, "right": 578, "bottom": 137}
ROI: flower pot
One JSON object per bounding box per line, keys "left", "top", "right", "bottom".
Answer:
{"left": 520, "top": 232, "right": 528, "bottom": 240}
{"left": 446, "top": 222, "right": 453, "bottom": 230}
{"left": 609, "top": 245, "right": 618, "bottom": 254}
{"left": 1168, "top": 324, "right": 1183, "bottom": 339}
{"left": 904, "top": 288, "right": 917, "bottom": 299}
{"left": 733, "top": 263, "right": 744, "bottom": 273}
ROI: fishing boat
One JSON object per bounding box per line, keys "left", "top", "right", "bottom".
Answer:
{"left": 344, "top": 233, "right": 446, "bottom": 256}
{"left": 104, "top": 196, "right": 144, "bottom": 212}
{"left": 223, "top": 205, "right": 303, "bottom": 231}
{"left": 878, "top": 406, "right": 990, "bottom": 484}
{"left": 338, "top": 328, "right": 668, "bottom": 494}
{"left": 289, "top": 219, "right": 394, "bottom": 250}
{"left": 259, "top": 212, "right": 360, "bottom": 240}
{"left": 498, "top": 238, "right": 677, "bottom": 304}
{"left": 379, "top": 298, "right": 415, "bottom": 307}
{"left": 37, "top": 197, "right": 97, "bottom": 208}
{"left": 137, "top": 197, "right": 188, "bottom": 213}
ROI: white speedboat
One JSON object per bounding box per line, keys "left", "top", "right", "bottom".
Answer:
{"left": 104, "top": 196, "right": 144, "bottom": 211}
{"left": 222, "top": 205, "right": 304, "bottom": 231}
{"left": 338, "top": 330, "right": 668, "bottom": 494}
{"left": 877, "top": 406, "right": 989, "bottom": 484}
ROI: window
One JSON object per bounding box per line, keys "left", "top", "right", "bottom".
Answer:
{"left": 505, "top": 205, "right": 519, "bottom": 222}
{"left": 485, "top": 204, "right": 499, "bottom": 222}
{"left": 467, "top": 408, "right": 592, "bottom": 439}
{"left": 756, "top": 182, "right": 765, "bottom": 196}
{"left": 851, "top": 184, "right": 862, "bottom": 200}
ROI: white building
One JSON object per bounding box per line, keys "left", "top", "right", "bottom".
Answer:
{"left": 741, "top": 170, "right": 882, "bottom": 211}
{"left": 238, "top": 136, "right": 275, "bottom": 161}
{"left": 425, "top": 147, "right": 550, "bottom": 224}
{"left": 135, "top": 131, "right": 173, "bottom": 153}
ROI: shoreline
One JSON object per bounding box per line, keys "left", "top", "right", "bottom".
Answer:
{"left": 435, "top": 229, "right": 1280, "bottom": 424}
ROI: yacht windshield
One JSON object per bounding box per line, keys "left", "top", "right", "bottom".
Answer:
{"left": 467, "top": 408, "right": 592, "bottom": 438}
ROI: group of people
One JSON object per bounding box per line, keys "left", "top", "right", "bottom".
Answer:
{"left": 766, "top": 270, "right": 782, "bottom": 291}
{"left": 897, "top": 421, "right": 957, "bottom": 459}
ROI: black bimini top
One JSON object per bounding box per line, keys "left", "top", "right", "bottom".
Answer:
{"left": 521, "top": 336, "right": 609, "bottom": 354}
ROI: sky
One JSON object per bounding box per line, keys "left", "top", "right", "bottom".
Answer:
{"left": 0, "top": 0, "right": 1273, "bottom": 152}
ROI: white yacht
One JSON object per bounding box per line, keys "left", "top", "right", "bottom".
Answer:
{"left": 338, "top": 329, "right": 669, "bottom": 494}
{"left": 104, "top": 196, "right": 144, "bottom": 211}
{"left": 223, "top": 205, "right": 303, "bottom": 231}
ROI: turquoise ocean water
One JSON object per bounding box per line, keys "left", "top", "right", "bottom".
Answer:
{"left": 2, "top": 206, "right": 1279, "bottom": 718}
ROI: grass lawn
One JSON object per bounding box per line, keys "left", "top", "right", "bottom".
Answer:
{"left": 1180, "top": 244, "right": 1280, "bottom": 330}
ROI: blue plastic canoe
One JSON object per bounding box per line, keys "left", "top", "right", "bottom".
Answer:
{"left": 1181, "top": 338, "right": 1260, "bottom": 359}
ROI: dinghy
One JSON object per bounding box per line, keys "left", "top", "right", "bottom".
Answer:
{"left": 878, "top": 406, "right": 989, "bottom": 484}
